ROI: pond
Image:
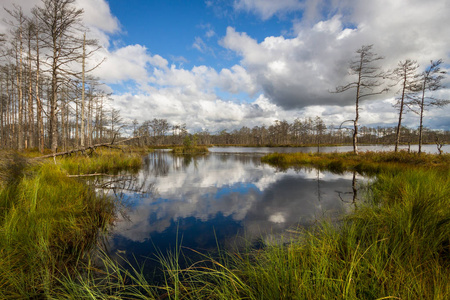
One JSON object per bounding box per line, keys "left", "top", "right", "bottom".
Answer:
{"left": 106, "top": 148, "right": 369, "bottom": 277}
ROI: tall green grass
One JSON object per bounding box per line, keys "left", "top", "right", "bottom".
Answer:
{"left": 0, "top": 157, "right": 116, "bottom": 298}
{"left": 1, "top": 150, "right": 448, "bottom": 299}
{"left": 57, "top": 148, "right": 143, "bottom": 175}
{"left": 262, "top": 151, "right": 450, "bottom": 174}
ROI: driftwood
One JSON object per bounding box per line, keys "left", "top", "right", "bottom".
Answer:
{"left": 34, "top": 136, "right": 141, "bottom": 159}
{"left": 67, "top": 173, "right": 123, "bottom": 178}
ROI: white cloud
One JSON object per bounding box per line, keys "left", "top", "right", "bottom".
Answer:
{"left": 3, "top": 0, "right": 448, "bottom": 132}
{"left": 205, "top": 29, "right": 216, "bottom": 38}
{"left": 219, "top": 0, "right": 450, "bottom": 129}
{"left": 92, "top": 45, "right": 153, "bottom": 84}
{"left": 75, "top": 0, "right": 120, "bottom": 34}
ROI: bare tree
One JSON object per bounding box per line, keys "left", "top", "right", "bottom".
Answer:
{"left": 110, "top": 107, "right": 122, "bottom": 140}
{"left": 390, "top": 59, "right": 420, "bottom": 152}
{"left": 334, "top": 45, "right": 388, "bottom": 154}
{"left": 33, "top": 0, "right": 84, "bottom": 153}
{"left": 79, "top": 33, "right": 103, "bottom": 147}
{"left": 410, "top": 60, "right": 449, "bottom": 154}
{"left": 4, "top": 5, "right": 27, "bottom": 150}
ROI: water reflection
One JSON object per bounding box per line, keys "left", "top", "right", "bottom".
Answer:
{"left": 108, "top": 151, "right": 366, "bottom": 265}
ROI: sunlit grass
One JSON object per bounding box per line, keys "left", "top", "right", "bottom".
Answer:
{"left": 1, "top": 149, "right": 448, "bottom": 298}
{"left": 57, "top": 148, "right": 143, "bottom": 175}
{"left": 262, "top": 150, "right": 450, "bottom": 174}
{"left": 0, "top": 155, "right": 116, "bottom": 298}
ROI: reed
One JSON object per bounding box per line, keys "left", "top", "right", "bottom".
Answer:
{"left": 0, "top": 157, "right": 116, "bottom": 298}
{"left": 57, "top": 148, "right": 143, "bottom": 175}
{"left": 262, "top": 151, "right": 450, "bottom": 174}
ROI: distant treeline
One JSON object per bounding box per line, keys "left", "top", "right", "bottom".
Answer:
{"left": 131, "top": 117, "right": 450, "bottom": 148}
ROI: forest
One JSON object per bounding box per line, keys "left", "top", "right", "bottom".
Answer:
{"left": 132, "top": 117, "right": 450, "bottom": 148}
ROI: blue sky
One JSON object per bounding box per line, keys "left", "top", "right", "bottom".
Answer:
{"left": 107, "top": 0, "right": 300, "bottom": 80}
{"left": 2, "top": 0, "right": 449, "bottom": 133}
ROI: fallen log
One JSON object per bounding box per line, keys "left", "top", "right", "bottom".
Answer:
{"left": 34, "top": 136, "right": 141, "bottom": 159}
{"left": 67, "top": 173, "right": 123, "bottom": 178}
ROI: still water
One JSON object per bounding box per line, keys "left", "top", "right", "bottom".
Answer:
{"left": 107, "top": 149, "right": 367, "bottom": 272}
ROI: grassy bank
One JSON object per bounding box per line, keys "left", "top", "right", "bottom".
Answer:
{"left": 261, "top": 150, "right": 450, "bottom": 174}
{"left": 0, "top": 148, "right": 146, "bottom": 298}
{"left": 57, "top": 148, "right": 143, "bottom": 175}
{"left": 0, "top": 155, "right": 116, "bottom": 298}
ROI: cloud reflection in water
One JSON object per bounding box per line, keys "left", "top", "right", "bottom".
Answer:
{"left": 109, "top": 151, "right": 362, "bottom": 256}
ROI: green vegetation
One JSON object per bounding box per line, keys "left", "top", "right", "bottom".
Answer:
{"left": 1, "top": 149, "right": 448, "bottom": 299}
{"left": 57, "top": 148, "right": 143, "bottom": 175}
{"left": 172, "top": 136, "right": 209, "bottom": 154}
{"left": 261, "top": 150, "right": 450, "bottom": 174}
{"left": 0, "top": 154, "right": 115, "bottom": 298}
{"left": 0, "top": 148, "right": 145, "bottom": 298}
{"left": 172, "top": 145, "right": 209, "bottom": 154}
{"left": 50, "top": 166, "right": 450, "bottom": 299}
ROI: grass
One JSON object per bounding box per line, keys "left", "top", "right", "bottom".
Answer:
{"left": 50, "top": 166, "right": 450, "bottom": 299}
{"left": 261, "top": 150, "right": 450, "bottom": 174}
{"left": 0, "top": 154, "right": 117, "bottom": 298}
{"left": 56, "top": 148, "right": 143, "bottom": 175}
{"left": 1, "top": 149, "right": 448, "bottom": 298}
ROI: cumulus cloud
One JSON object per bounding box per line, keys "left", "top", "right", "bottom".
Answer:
{"left": 75, "top": 0, "right": 120, "bottom": 34}
{"left": 221, "top": 22, "right": 350, "bottom": 109}
{"left": 111, "top": 92, "right": 277, "bottom": 133}
{"left": 3, "top": 0, "right": 448, "bottom": 132}
{"left": 220, "top": 0, "right": 450, "bottom": 116}
{"left": 92, "top": 45, "right": 155, "bottom": 84}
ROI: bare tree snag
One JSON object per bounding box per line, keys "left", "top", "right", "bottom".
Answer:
{"left": 333, "top": 45, "right": 388, "bottom": 155}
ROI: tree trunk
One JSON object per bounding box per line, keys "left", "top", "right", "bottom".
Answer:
{"left": 16, "top": 28, "right": 24, "bottom": 150}
{"left": 395, "top": 73, "right": 407, "bottom": 152}
{"left": 27, "top": 31, "right": 34, "bottom": 149}
{"left": 418, "top": 82, "right": 426, "bottom": 155}
{"left": 80, "top": 33, "right": 86, "bottom": 147}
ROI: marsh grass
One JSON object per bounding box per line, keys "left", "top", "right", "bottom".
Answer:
{"left": 57, "top": 148, "right": 143, "bottom": 175}
{"left": 172, "top": 145, "right": 209, "bottom": 155}
{"left": 262, "top": 151, "right": 450, "bottom": 174}
{"left": 1, "top": 149, "right": 448, "bottom": 299}
{"left": 0, "top": 156, "right": 116, "bottom": 298}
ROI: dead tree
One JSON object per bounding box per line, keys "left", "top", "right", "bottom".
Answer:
{"left": 390, "top": 59, "right": 420, "bottom": 152}
{"left": 333, "top": 45, "right": 388, "bottom": 155}
{"left": 409, "top": 60, "right": 449, "bottom": 154}
{"left": 33, "top": 0, "right": 84, "bottom": 153}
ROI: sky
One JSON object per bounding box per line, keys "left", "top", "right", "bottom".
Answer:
{"left": 2, "top": 0, "right": 450, "bottom": 133}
